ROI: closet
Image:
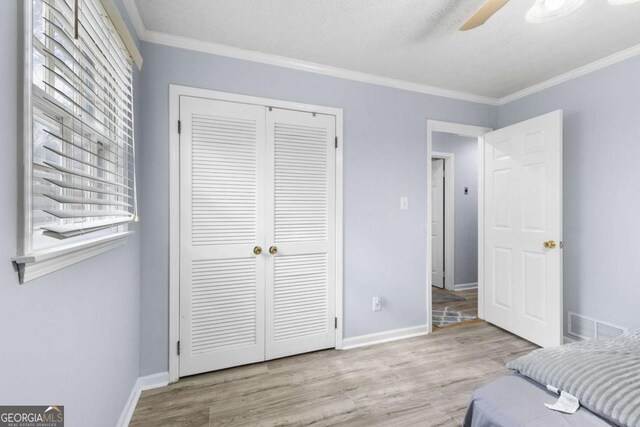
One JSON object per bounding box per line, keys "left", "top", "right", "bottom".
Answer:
{"left": 178, "top": 96, "right": 337, "bottom": 376}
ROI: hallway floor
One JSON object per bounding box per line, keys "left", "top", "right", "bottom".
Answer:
{"left": 432, "top": 287, "right": 478, "bottom": 329}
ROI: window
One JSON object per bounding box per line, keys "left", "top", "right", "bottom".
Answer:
{"left": 14, "top": 0, "right": 142, "bottom": 283}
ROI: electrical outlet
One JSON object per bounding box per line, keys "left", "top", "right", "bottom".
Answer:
{"left": 372, "top": 295, "right": 382, "bottom": 311}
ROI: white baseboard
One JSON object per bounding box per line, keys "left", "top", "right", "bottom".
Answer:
{"left": 454, "top": 282, "right": 478, "bottom": 291}
{"left": 342, "top": 324, "right": 429, "bottom": 350}
{"left": 117, "top": 372, "right": 169, "bottom": 427}
{"left": 137, "top": 371, "right": 170, "bottom": 391}
{"left": 117, "top": 381, "right": 141, "bottom": 427}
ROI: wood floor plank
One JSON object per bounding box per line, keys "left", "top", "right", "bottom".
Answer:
{"left": 130, "top": 321, "right": 537, "bottom": 426}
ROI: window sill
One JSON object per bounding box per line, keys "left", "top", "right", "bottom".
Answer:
{"left": 12, "top": 231, "right": 133, "bottom": 284}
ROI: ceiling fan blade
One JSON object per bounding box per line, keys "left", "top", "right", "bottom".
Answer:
{"left": 459, "top": 0, "right": 510, "bottom": 31}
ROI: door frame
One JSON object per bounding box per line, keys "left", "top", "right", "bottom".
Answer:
{"left": 168, "top": 85, "right": 344, "bottom": 383}
{"left": 426, "top": 120, "right": 492, "bottom": 333}
{"left": 431, "top": 152, "right": 454, "bottom": 291}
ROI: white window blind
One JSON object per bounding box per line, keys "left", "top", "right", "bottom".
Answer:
{"left": 30, "top": 0, "right": 137, "bottom": 245}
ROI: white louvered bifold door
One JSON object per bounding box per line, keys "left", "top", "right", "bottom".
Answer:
{"left": 265, "top": 108, "right": 336, "bottom": 359}
{"left": 179, "top": 97, "right": 266, "bottom": 376}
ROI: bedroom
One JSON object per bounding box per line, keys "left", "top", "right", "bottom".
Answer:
{"left": 1, "top": 0, "right": 639, "bottom": 426}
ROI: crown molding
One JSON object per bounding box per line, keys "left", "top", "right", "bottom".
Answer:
{"left": 122, "top": 0, "right": 640, "bottom": 108}
{"left": 140, "top": 29, "right": 499, "bottom": 105}
{"left": 497, "top": 43, "right": 640, "bottom": 105}
{"left": 120, "top": 0, "right": 498, "bottom": 106}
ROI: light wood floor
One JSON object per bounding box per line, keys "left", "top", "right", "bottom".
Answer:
{"left": 131, "top": 322, "right": 536, "bottom": 426}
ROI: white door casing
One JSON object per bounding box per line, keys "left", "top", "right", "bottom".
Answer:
{"left": 431, "top": 158, "right": 445, "bottom": 289}
{"left": 426, "top": 121, "right": 491, "bottom": 334}
{"left": 484, "top": 110, "right": 563, "bottom": 348}
{"left": 176, "top": 91, "right": 340, "bottom": 377}
{"left": 265, "top": 108, "right": 337, "bottom": 359}
{"left": 169, "top": 86, "right": 344, "bottom": 382}
{"left": 179, "top": 97, "right": 266, "bottom": 375}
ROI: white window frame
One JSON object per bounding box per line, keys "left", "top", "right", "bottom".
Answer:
{"left": 12, "top": 0, "right": 136, "bottom": 284}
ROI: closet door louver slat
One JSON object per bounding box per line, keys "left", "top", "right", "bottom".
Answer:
{"left": 273, "top": 253, "right": 329, "bottom": 341}
{"left": 190, "top": 258, "right": 257, "bottom": 355}
{"left": 265, "top": 108, "right": 336, "bottom": 360}
{"left": 191, "top": 114, "right": 257, "bottom": 246}
{"left": 177, "top": 96, "right": 337, "bottom": 376}
{"left": 179, "top": 97, "right": 266, "bottom": 376}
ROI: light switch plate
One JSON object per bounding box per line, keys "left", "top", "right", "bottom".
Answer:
{"left": 400, "top": 196, "right": 409, "bottom": 210}
{"left": 372, "top": 295, "right": 382, "bottom": 311}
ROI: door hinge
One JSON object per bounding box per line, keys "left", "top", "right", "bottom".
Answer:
{"left": 334, "top": 317, "right": 338, "bottom": 329}
{"left": 177, "top": 120, "right": 181, "bottom": 134}
{"left": 177, "top": 341, "right": 180, "bottom": 355}
{"left": 335, "top": 136, "right": 338, "bottom": 149}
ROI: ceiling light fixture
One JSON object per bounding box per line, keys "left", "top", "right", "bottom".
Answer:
{"left": 525, "top": 0, "right": 586, "bottom": 23}
{"left": 608, "top": 0, "right": 640, "bottom": 4}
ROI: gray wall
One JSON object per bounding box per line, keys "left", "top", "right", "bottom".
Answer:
{"left": 2, "top": 0, "right": 635, "bottom": 418}
{"left": 0, "top": 1, "right": 142, "bottom": 426}
{"left": 497, "top": 55, "right": 640, "bottom": 333}
{"left": 137, "top": 42, "right": 496, "bottom": 375}
{"left": 4, "top": 0, "right": 633, "bottom": 391}
{"left": 432, "top": 132, "right": 479, "bottom": 287}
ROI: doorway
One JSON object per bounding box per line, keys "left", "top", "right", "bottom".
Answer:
{"left": 427, "top": 121, "right": 490, "bottom": 334}
{"left": 431, "top": 133, "right": 480, "bottom": 328}
{"left": 426, "top": 113, "right": 564, "bottom": 347}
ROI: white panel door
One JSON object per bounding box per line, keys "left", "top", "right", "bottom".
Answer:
{"left": 265, "top": 108, "right": 336, "bottom": 359}
{"left": 179, "top": 97, "right": 266, "bottom": 375}
{"left": 431, "top": 159, "right": 445, "bottom": 289}
{"left": 484, "top": 110, "right": 563, "bottom": 348}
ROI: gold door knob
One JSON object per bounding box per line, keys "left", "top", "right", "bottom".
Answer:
{"left": 253, "top": 246, "right": 262, "bottom": 255}
{"left": 543, "top": 240, "right": 557, "bottom": 249}
{"left": 269, "top": 246, "right": 278, "bottom": 255}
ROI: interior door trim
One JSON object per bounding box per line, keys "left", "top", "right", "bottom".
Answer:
{"left": 168, "top": 85, "right": 344, "bottom": 383}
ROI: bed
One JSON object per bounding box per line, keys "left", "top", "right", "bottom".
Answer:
{"left": 464, "top": 329, "right": 640, "bottom": 427}
{"left": 464, "top": 373, "right": 615, "bottom": 426}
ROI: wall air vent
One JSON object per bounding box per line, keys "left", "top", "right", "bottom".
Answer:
{"left": 568, "top": 311, "right": 628, "bottom": 341}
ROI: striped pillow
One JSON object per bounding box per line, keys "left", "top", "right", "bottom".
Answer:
{"left": 507, "top": 330, "right": 640, "bottom": 427}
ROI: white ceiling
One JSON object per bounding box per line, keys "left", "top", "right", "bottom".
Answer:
{"left": 133, "top": 0, "right": 640, "bottom": 99}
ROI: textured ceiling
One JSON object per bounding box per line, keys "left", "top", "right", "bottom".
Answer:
{"left": 134, "top": 0, "right": 640, "bottom": 98}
